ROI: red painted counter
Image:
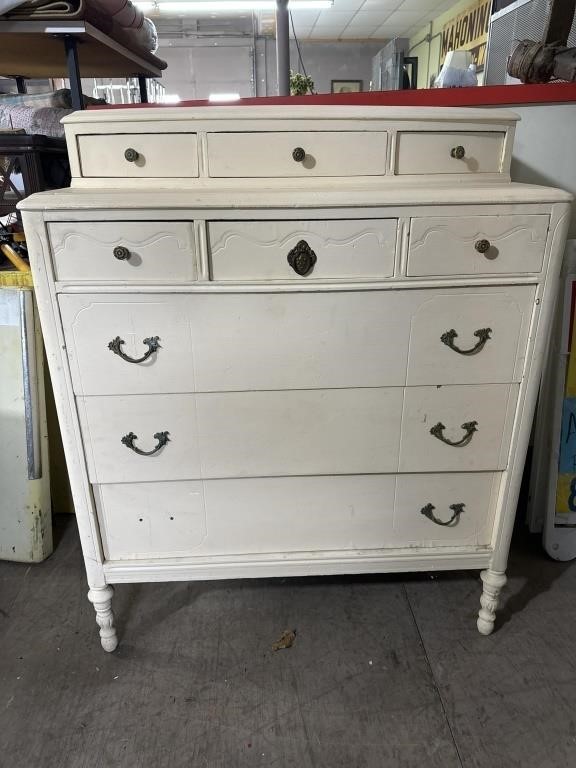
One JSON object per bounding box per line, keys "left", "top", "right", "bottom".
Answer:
{"left": 91, "top": 82, "right": 576, "bottom": 109}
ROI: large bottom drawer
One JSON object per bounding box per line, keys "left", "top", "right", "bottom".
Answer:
{"left": 95, "top": 472, "right": 500, "bottom": 561}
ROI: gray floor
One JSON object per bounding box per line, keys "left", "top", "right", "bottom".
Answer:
{"left": 1, "top": 516, "right": 576, "bottom": 768}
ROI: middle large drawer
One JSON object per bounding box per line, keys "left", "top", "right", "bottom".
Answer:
{"left": 78, "top": 384, "right": 518, "bottom": 483}
{"left": 59, "top": 286, "right": 535, "bottom": 395}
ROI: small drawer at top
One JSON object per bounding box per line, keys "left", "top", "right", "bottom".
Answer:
{"left": 208, "top": 219, "right": 397, "bottom": 281}
{"left": 207, "top": 131, "right": 387, "bottom": 177}
{"left": 395, "top": 131, "right": 505, "bottom": 175}
{"left": 49, "top": 221, "right": 197, "bottom": 282}
{"left": 77, "top": 133, "right": 198, "bottom": 178}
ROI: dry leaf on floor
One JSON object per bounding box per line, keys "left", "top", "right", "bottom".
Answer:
{"left": 272, "top": 629, "right": 296, "bottom": 651}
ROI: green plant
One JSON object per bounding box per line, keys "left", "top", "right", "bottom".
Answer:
{"left": 290, "top": 71, "right": 314, "bottom": 96}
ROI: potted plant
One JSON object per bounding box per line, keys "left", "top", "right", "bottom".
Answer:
{"left": 290, "top": 71, "right": 314, "bottom": 96}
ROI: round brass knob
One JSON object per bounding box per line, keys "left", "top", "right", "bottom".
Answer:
{"left": 292, "top": 147, "right": 306, "bottom": 162}
{"left": 450, "top": 145, "right": 465, "bottom": 159}
{"left": 474, "top": 239, "right": 491, "bottom": 254}
{"left": 113, "top": 246, "right": 131, "bottom": 260}
{"left": 124, "top": 147, "right": 139, "bottom": 162}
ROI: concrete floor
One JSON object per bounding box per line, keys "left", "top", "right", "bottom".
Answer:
{"left": 1, "top": 516, "right": 576, "bottom": 768}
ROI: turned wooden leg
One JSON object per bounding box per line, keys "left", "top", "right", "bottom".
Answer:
{"left": 477, "top": 569, "right": 507, "bottom": 636}
{"left": 87, "top": 585, "right": 118, "bottom": 652}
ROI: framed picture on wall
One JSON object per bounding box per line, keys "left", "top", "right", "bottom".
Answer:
{"left": 331, "top": 80, "right": 363, "bottom": 93}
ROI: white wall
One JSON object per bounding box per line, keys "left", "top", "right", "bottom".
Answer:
{"left": 156, "top": 36, "right": 385, "bottom": 99}
{"left": 506, "top": 104, "right": 576, "bottom": 239}
{"left": 265, "top": 39, "right": 385, "bottom": 95}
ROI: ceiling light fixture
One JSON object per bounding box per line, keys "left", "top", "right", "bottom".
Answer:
{"left": 135, "top": 1, "right": 333, "bottom": 11}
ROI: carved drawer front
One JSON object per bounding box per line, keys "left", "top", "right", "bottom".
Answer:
{"left": 394, "top": 472, "right": 500, "bottom": 547}
{"left": 408, "top": 214, "right": 548, "bottom": 276}
{"left": 76, "top": 133, "right": 198, "bottom": 178}
{"left": 406, "top": 285, "right": 535, "bottom": 385}
{"left": 78, "top": 388, "right": 403, "bottom": 484}
{"left": 399, "top": 383, "right": 518, "bottom": 473}
{"left": 49, "top": 221, "right": 196, "bottom": 282}
{"left": 208, "top": 219, "right": 397, "bottom": 280}
{"left": 206, "top": 132, "right": 387, "bottom": 178}
{"left": 395, "top": 132, "right": 505, "bottom": 175}
{"left": 95, "top": 475, "right": 398, "bottom": 560}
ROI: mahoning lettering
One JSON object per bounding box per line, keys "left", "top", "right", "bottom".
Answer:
{"left": 441, "top": 0, "right": 490, "bottom": 59}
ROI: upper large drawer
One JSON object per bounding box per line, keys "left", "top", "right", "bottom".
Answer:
{"left": 395, "top": 132, "right": 505, "bottom": 175}
{"left": 408, "top": 214, "right": 549, "bottom": 276}
{"left": 206, "top": 132, "right": 387, "bottom": 177}
{"left": 59, "top": 285, "right": 535, "bottom": 396}
{"left": 48, "top": 221, "right": 196, "bottom": 282}
{"left": 77, "top": 133, "right": 199, "bottom": 178}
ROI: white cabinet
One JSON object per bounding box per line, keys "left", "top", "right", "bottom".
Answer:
{"left": 20, "top": 104, "right": 572, "bottom": 652}
{"left": 0, "top": 288, "right": 52, "bottom": 563}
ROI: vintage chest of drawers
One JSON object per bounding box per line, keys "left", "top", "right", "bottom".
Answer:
{"left": 20, "top": 105, "right": 571, "bottom": 651}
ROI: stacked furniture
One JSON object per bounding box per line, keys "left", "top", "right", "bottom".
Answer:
{"left": 20, "top": 105, "right": 571, "bottom": 651}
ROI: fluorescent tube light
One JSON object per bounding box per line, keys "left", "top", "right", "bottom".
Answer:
{"left": 135, "top": 1, "right": 333, "bottom": 11}
{"left": 208, "top": 92, "right": 241, "bottom": 101}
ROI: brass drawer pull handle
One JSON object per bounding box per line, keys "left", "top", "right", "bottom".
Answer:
{"left": 287, "top": 239, "right": 317, "bottom": 276}
{"left": 450, "top": 145, "right": 465, "bottom": 159}
{"left": 113, "top": 245, "right": 131, "bottom": 260}
{"left": 441, "top": 327, "right": 492, "bottom": 355}
{"left": 121, "top": 431, "right": 169, "bottom": 456}
{"left": 124, "top": 147, "right": 139, "bottom": 162}
{"left": 292, "top": 146, "right": 306, "bottom": 162}
{"left": 108, "top": 335, "right": 160, "bottom": 364}
{"left": 421, "top": 503, "right": 465, "bottom": 527}
{"left": 430, "top": 420, "right": 478, "bottom": 447}
{"left": 475, "top": 238, "right": 491, "bottom": 254}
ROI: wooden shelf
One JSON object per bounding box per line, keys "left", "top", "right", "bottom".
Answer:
{"left": 0, "top": 20, "right": 163, "bottom": 78}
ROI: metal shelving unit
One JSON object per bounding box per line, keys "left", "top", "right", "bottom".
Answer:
{"left": 0, "top": 19, "right": 164, "bottom": 108}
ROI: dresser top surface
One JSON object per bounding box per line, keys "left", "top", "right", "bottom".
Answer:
{"left": 63, "top": 105, "right": 520, "bottom": 126}
{"left": 18, "top": 182, "right": 572, "bottom": 212}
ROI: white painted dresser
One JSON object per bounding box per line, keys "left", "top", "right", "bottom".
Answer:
{"left": 19, "top": 106, "right": 571, "bottom": 651}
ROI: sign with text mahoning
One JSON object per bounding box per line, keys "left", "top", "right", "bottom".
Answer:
{"left": 441, "top": 0, "right": 491, "bottom": 72}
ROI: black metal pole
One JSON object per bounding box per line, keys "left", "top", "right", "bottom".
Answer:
{"left": 275, "top": 0, "right": 290, "bottom": 96}
{"left": 138, "top": 75, "right": 149, "bottom": 103}
{"left": 64, "top": 35, "right": 83, "bottom": 110}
